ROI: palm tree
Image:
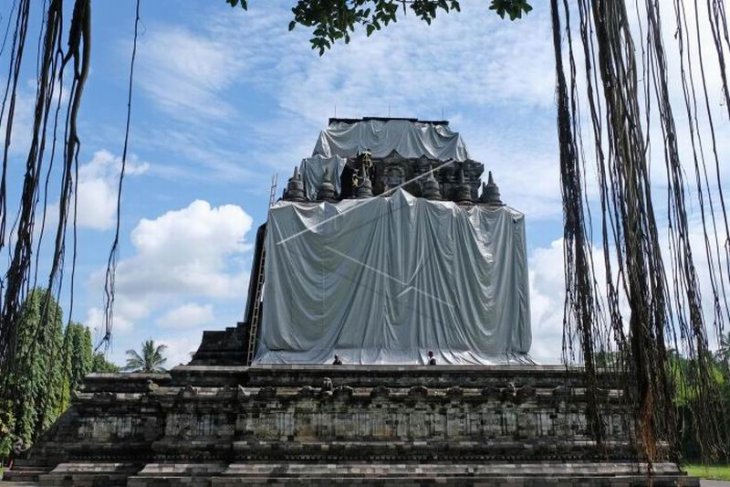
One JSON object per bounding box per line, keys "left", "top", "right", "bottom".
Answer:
{"left": 123, "top": 340, "right": 168, "bottom": 372}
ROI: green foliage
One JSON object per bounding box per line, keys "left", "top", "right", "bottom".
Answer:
{"left": 594, "top": 348, "right": 627, "bottom": 369}
{"left": 124, "top": 340, "right": 168, "bottom": 373}
{"left": 3, "top": 289, "right": 64, "bottom": 448}
{"left": 226, "top": 0, "right": 532, "bottom": 54}
{"left": 91, "top": 352, "right": 120, "bottom": 373}
{"left": 59, "top": 323, "right": 93, "bottom": 411}
{"left": 488, "top": 0, "right": 531, "bottom": 19}
{"left": 717, "top": 332, "right": 730, "bottom": 371}
{"left": 0, "top": 290, "right": 99, "bottom": 457}
{"left": 0, "top": 397, "right": 15, "bottom": 466}
{"left": 668, "top": 350, "right": 726, "bottom": 407}
{"left": 671, "top": 349, "right": 730, "bottom": 461}
{"left": 69, "top": 324, "right": 93, "bottom": 389}
{"left": 226, "top": 0, "right": 248, "bottom": 9}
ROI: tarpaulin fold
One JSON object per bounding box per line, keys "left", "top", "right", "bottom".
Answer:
{"left": 313, "top": 119, "right": 470, "bottom": 162}
{"left": 255, "top": 189, "right": 530, "bottom": 365}
{"left": 300, "top": 155, "right": 347, "bottom": 201}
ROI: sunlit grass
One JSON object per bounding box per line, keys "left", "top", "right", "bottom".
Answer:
{"left": 684, "top": 464, "right": 730, "bottom": 481}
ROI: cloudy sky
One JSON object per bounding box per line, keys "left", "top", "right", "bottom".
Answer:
{"left": 2, "top": 0, "right": 728, "bottom": 366}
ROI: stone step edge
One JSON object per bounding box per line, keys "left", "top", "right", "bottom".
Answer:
{"left": 51, "top": 461, "right": 687, "bottom": 477}
{"left": 34, "top": 461, "right": 695, "bottom": 486}
{"left": 1, "top": 467, "right": 46, "bottom": 481}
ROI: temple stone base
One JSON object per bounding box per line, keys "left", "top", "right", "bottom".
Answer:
{"left": 36, "top": 462, "right": 694, "bottom": 486}
{"left": 6, "top": 365, "right": 697, "bottom": 486}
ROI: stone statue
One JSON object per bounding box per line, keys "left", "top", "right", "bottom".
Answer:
{"left": 356, "top": 166, "right": 373, "bottom": 199}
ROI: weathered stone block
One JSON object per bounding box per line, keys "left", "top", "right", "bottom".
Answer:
{"left": 9, "top": 365, "right": 695, "bottom": 486}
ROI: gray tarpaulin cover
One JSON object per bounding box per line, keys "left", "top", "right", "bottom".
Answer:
{"left": 300, "top": 155, "right": 347, "bottom": 201}
{"left": 313, "top": 119, "right": 470, "bottom": 161}
{"left": 255, "top": 189, "right": 531, "bottom": 365}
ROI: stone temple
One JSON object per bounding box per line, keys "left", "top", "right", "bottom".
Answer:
{"left": 5, "top": 118, "right": 694, "bottom": 485}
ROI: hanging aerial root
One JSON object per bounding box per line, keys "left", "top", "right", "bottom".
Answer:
{"left": 0, "top": 0, "right": 91, "bottom": 437}
{"left": 552, "top": 0, "right": 730, "bottom": 463}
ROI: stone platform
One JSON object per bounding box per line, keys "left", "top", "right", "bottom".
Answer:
{"left": 7, "top": 365, "right": 696, "bottom": 486}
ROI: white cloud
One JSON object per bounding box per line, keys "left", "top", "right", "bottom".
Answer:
{"left": 528, "top": 240, "right": 567, "bottom": 364}
{"left": 529, "top": 238, "right": 631, "bottom": 364}
{"left": 136, "top": 25, "right": 245, "bottom": 121}
{"left": 121, "top": 200, "right": 251, "bottom": 298}
{"left": 159, "top": 333, "right": 208, "bottom": 368}
{"left": 75, "top": 150, "right": 149, "bottom": 230}
{"left": 87, "top": 200, "right": 253, "bottom": 345}
{"left": 156, "top": 302, "right": 214, "bottom": 328}
{"left": 133, "top": 126, "right": 262, "bottom": 184}
{"left": 468, "top": 125, "right": 561, "bottom": 220}
{"left": 270, "top": 6, "right": 555, "bottom": 124}
{"left": 0, "top": 89, "right": 33, "bottom": 156}
{"left": 215, "top": 2, "right": 557, "bottom": 174}
{"left": 0, "top": 81, "right": 69, "bottom": 156}
{"left": 131, "top": 2, "right": 560, "bottom": 195}
{"left": 85, "top": 306, "right": 134, "bottom": 336}
{"left": 528, "top": 212, "right": 730, "bottom": 364}
{"left": 2, "top": 149, "right": 148, "bottom": 262}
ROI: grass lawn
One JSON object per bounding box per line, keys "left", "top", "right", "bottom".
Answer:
{"left": 685, "top": 464, "right": 730, "bottom": 481}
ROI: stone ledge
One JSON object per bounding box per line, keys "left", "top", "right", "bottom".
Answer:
{"left": 83, "top": 373, "right": 171, "bottom": 393}
{"left": 127, "top": 463, "right": 228, "bottom": 487}
{"left": 78, "top": 365, "right": 627, "bottom": 391}
{"left": 219, "top": 461, "right": 686, "bottom": 477}
{"left": 168, "top": 364, "right": 625, "bottom": 389}
{"left": 133, "top": 463, "right": 228, "bottom": 475}
{"left": 229, "top": 440, "right": 638, "bottom": 461}
{"left": 207, "top": 476, "right": 697, "bottom": 486}
{"left": 38, "top": 462, "right": 142, "bottom": 487}
{"left": 211, "top": 461, "right": 697, "bottom": 486}
{"left": 33, "top": 461, "right": 699, "bottom": 487}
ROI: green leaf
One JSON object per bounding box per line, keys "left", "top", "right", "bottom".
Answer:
{"left": 226, "top": 0, "right": 247, "bottom": 9}
{"left": 488, "top": 0, "right": 531, "bottom": 20}
{"left": 278, "top": 0, "right": 531, "bottom": 55}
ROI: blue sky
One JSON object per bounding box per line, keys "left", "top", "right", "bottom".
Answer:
{"left": 3, "top": 0, "right": 728, "bottom": 366}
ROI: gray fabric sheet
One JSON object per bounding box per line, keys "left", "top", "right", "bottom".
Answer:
{"left": 300, "top": 155, "right": 347, "bottom": 201}
{"left": 313, "top": 119, "right": 470, "bottom": 161}
{"left": 255, "top": 189, "right": 531, "bottom": 365}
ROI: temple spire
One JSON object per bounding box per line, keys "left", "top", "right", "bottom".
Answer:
{"left": 480, "top": 171, "right": 504, "bottom": 206}
{"left": 454, "top": 167, "right": 472, "bottom": 204}
{"left": 317, "top": 167, "right": 337, "bottom": 201}
{"left": 283, "top": 166, "right": 305, "bottom": 202}
{"left": 422, "top": 165, "right": 442, "bottom": 200}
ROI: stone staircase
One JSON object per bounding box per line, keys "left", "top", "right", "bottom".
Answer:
{"left": 1, "top": 459, "right": 46, "bottom": 483}
{"left": 31, "top": 462, "right": 698, "bottom": 486}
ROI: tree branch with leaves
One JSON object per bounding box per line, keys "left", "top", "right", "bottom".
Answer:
{"left": 226, "top": 0, "right": 532, "bottom": 54}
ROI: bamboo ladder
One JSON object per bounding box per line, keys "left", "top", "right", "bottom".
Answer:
{"left": 245, "top": 173, "right": 278, "bottom": 365}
